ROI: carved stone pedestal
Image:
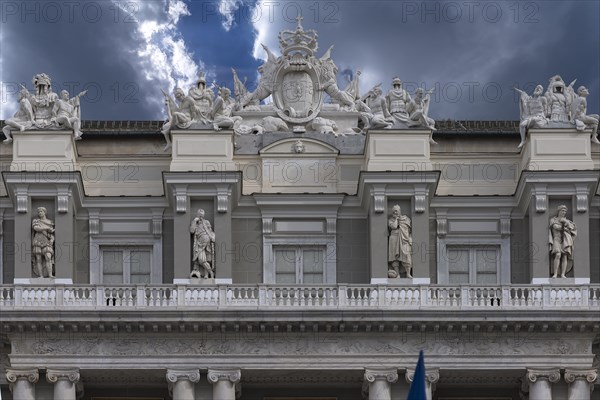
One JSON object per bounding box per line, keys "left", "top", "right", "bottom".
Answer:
{"left": 521, "top": 129, "right": 595, "bottom": 171}
{"left": 365, "top": 130, "right": 434, "bottom": 171}
{"left": 170, "top": 130, "right": 235, "bottom": 172}
{"left": 10, "top": 131, "right": 78, "bottom": 172}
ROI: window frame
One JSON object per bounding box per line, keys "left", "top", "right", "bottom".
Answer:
{"left": 438, "top": 237, "right": 509, "bottom": 285}
{"left": 99, "top": 246, "right": 153, "bottom": 285}
{"left": 273, "top": 245, "right": 327, "bottom": 284}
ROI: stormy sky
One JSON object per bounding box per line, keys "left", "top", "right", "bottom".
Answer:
{"left": 1, "top": 0, "right": 598, "bottom": 121}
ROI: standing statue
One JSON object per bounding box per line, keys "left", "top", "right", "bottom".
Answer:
{"left": 188, "top": 70, "right": 214, "bottom": 122}
{"left": 386, "top": 77, "right": 411, "bottom": 124}
{"left": 571, "top": 86, "right": 600, "bottom": 144}
{"left": 365, "top": 85, "right": 393, "bottom": 129}
{"left": 388, "top": 205, "right": 413, "bottom": 279}
{"left": 32, "top": 207, "right": 55, "bottom": 278}
{"left": 161, "top": 87, "right": 196, "bottom": 150}
{"left": 211, "top": 87, "right": 242, "bottom": 131}
{"left": 2, "top": 88, "right": 34, "bottom": 144}
{"left": 545, "top": 75, "right": 576, "bottom": 123}
{"left": 190, "top": 209, "right": 216, "bottom": 279}
{"left": 515, "top": 85, "right": 548, "bottom": 148}
{"left": 53, "top": 89, "right": 87, "bottom": 140}
{"left": 548, "top": 205, "right": 577, "bottom": 278}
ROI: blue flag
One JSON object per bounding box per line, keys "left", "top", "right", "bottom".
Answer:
{"left": 406, "top": 350, "right": 427, "bottom": 400}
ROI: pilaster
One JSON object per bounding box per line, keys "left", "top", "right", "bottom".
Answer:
{"left": 368, "top": 186, "right": 388, "bottom": 283}
{"left": 571, "top": 190, "right": 590, "bottom": 279}
{"left": 529, "top": 186, "right": 550, "bottom": 281}
{"left": 214, "top": 185, "right": 232, "bottom": 283}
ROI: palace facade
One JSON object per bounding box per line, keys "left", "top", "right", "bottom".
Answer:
{"left": 1, "top": 21, "right": 599, "bottom": 400}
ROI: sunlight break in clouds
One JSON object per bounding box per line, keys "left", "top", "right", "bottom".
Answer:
{"left": 112, "top": 0, "right": 201, "bottom": 116}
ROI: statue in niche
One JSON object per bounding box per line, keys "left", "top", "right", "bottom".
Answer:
{"left": 407, "top": 88, "right": 436, "bottom": 131}
{"left": 388, "top": 205, "right": 413, "bottom": 279}
{"left": 53, "top": 89, "right": 87, "bottom": 140}
{"left": 549, "top": 205, "right": 577, "bottom": 278}
{"left": 190, "top": 209, "right": 216, "bottom": 279}
{"left": 545, "top": 75, "right": 576, "bottom": 123}
{"left": 571, "top": 86, "right": 600, "bottom": 144}
{"left": 32, "top": 207, "right": 55, "bottom": 278}
{"left": 365, "top": 85, "right": 394, "bottom": 129}
{"left": 515, "top": 85, "right": 548, "bottom": 148}
{"left": 211, "top": 87, "right": 242, "bottom": 131}
{"left": 161, "top": 87, "right": 197, "bottom": 151}
{"left": 2, "top": 88, "right": 34, "bottom": 144}
{"left": 188, "top": 70, "right": 214, "bottom": 122}
{"left": 386, "top": 77, "right": 411, "bottom": 124}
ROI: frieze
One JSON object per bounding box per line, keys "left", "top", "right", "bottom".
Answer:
{"left": 12, "top": 332, "right": 593, "bottom": 358}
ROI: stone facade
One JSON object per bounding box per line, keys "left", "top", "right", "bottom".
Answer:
{"left": 0, "top": 20, "right": 599, "bottom": 400}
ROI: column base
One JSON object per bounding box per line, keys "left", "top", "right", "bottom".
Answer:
{"left": 14, "top": 278, "right": 73, "bottom": 284}
{"left": 173, "top": 278, "right": 232, "bottom": 285}
{"left": 371, "top": 278, "right": 431, "bottom": 285}
{"left": 531, "top": 277, "right": 590, "bottom": 284}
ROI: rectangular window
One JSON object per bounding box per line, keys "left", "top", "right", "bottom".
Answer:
{"left": 101, "top": 247, "right": 152, "bottom": 284}
{"left": 447, "top": 246, "right": 499, "bottom": 284}
{"left": 274, "top": 246, "right": 325, "bottom": 284}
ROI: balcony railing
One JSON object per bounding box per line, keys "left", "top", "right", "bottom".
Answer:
{"left": 1, "top": 284, "right": 599, "bottom": 311}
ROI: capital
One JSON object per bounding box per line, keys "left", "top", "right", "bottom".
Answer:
{"left": 207, "top": 368, "right": 241, "bottom": 384}
{"left": 46, "top": 368, "right": 80, "bottom": 384}
{"left": 364, "top": 368, "right": 398, "bottom": 383}
{"left": 564, "top": 368, "right": 598, "bottom": 384}
{"left": 6, "top": 368, "right": 39, "bottom": 383}
{"left": 166, "top": 369, "right": 200, "bottom": 384}
{"left": 526, "top": 368, "right": 560, "bottom": 384}
{"left": 406, "top": 367, "right": 439, "bottom": 385}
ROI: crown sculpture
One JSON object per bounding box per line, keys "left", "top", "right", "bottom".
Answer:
{"left": 158, "top": 17, "right": 440, "bottom": 150}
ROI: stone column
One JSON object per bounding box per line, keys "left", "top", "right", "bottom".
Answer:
{"left": 363, "top": 368, "right": 398, "bottom": 400}
{"left": 525, "top": 368, "right": 560, "bottom": 400}
{"left": 6, "top": 368, "right": 39, "bottom": 400}
{"left": 406, "top": 367, "right": 439, "bottom": 400}
{"left": 529, "top": 190, "right": 550, "bottom": 282}
{"left": 565, "top": 368, "right": 598, "bottom": 400}
{"left": 166, "top": 369, "right": 200, "bottom": 400}
{"left": 207, "top": 369, "right": 241, "bottom": 400}
{"left": 368, "top": 190, "right": 388, "bottom": 283}
{"left": 46, "top": 368, "right": 80, "bottom": 400}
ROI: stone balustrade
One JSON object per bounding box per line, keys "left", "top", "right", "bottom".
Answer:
{"left": 0, "top": 283, "right": 598, "bottom": 310}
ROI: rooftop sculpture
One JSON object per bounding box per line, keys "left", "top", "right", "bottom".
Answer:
{"left": 515, "top": 75, "right": 600, "bottom": 148}
{"left": 158, "top": 18, "right": 439, "bottom": 150}
{"left": 2, "top": 73, "right": 87, "bottom": 143}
